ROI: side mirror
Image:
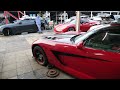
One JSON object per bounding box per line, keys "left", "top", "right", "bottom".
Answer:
{"left": 77, "top": 42, "right": 84, "bottom": 50}
{"left": 80, "top": 22, "right": 83, "bottom": 24}
{"left": 19, "top": 22, "right": 22, "bottom": 24}
{"left": 34, "top": 21, "right": 36, "bottom": 23}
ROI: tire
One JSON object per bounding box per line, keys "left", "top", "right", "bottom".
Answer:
{"left": 68, "top": 27, "right": 75, "bottom": 31}
{"left": 41, "top": 27, "right": 45, "bottom": 30}
{"left": 33, "top": 46, "right": 48, "bottom": 66}
{"left": 3, "top": 28, "right": 9, "bottom": 36}
{"left": 3, "top": 28, "right": 12, "bottom": 36}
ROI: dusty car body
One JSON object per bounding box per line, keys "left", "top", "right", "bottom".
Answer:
{"left": 32, "top": 23, "right": 120, "bottom": 79}
{"left": 0, "top": 19, "right": 38, "bottom": 36}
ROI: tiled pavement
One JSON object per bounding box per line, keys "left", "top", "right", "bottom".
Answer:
{"left": 0, "top": 30, "right": 74, "bottom": 79}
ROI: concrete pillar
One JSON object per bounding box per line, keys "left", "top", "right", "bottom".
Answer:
{"left": 101, "top": 11, "right": 103, "bottom": 15}
{"left": 117, "top": 11, "right": 119, "bottom": 15}
{"left": 76, "top": 11, "right": 80, "bottom": 33}
{"left": 110, "top": 11, "right": 111, "bottom": 15}
{"left": 24, "top": 11, "right": 26, "bottom": 15}
{"left": 91, "top": 11, "right": 93, "bottom": 18}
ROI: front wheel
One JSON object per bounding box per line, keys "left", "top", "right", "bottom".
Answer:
{"left": 3, "top": 28, "right": 9, "bottom": 36}
{"left": 68, "top": 27, "right": 75, "bottom": 31}
{"left": 3, "top": 28, "right": 12, "bottom": 36}
{"left": 33, "top": 46, "right": 48, "bottom": 66}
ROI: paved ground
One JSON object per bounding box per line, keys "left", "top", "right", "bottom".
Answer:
{"left": 0, "top": 30, "right": 74, "bottom": 79}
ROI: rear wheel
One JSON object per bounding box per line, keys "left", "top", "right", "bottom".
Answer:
{"left": 33, "top": 46, "right": 48, "bottom": 66}
{"left": 68, "top": 27, "right": 75, "bottom": 31}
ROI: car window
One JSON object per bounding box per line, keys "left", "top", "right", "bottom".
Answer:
{"left": 28, "top": 19, "right": 35, "bottom": 23}
{"left": 70, "top": 18, "right": 89, "bottom": 24}
{"left": 21, "top": 19, "right": 35, "bottom": 24}
{"left": 14, "top": 20, "right": 21, "bottom": 23}
{"left": 74, "top": 25, "right": 110, "bottom": 44}
{"left": 84, "top": 28, "right": 120, "bottom": 53}
{"left": 21, "top": 20, "right": 30, "bottom": 23}
{"left": 80, "top": 18, "right": 89, "bottom": 24}
{"left": 70, "top": 20, "right": 76, "bottom": 24}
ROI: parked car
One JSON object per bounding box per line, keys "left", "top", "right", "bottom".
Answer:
{"left": 62, "top": 24, "right": 105, "bottom": 35}
{"left": 114, "top": 15, "right": 120, "bottom": 20}
{"left": 54, "top": 18, "right": 100, "bottom": 34}
{"left": 14, "top": 16, "right": 47, "bottom": 30}
{"left": 32, "top": 23, "right": 120, "bottom": 79}
{"left": 0, "top": 19, "right": 38, "bottom": 36}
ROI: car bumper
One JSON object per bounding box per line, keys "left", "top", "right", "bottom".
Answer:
{"left": 54, "top": 28, "right": 62, "bottom": 34}
{"left": 54, "top": 28, "right": 67, "bottom": 34}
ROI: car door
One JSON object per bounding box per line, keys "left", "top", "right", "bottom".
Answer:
{"left": 59, "top": 27, "right": 120, "bottom": 79}
{"left": 20, "top": 19, "right": 33, "bottom": 32}
{"left": 80, "top": 30, "right": 120, "bottom": 79}
{"left": 26, "top": 19, "right": 38, "bottom": 33}
{"left": 14, "top": 20, "right": 30, "bottom": 34}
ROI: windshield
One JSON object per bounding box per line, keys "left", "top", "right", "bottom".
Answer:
{"left": 71, "top": 25, "right": 110, "bottom": 44}
{"left": 70, "top": 18, "right": 89, "bottom": 24}
{"left": 14, "top": 20, "right": 22, "bottom": 24}
{"left": 74, "top": 30, "right": 97, "bottom": 44}
{"left": 70, "top": 20, "right": 76, "bottom": 24}
{"left": 64, "top": 18, "right": 75, "bottom": 24}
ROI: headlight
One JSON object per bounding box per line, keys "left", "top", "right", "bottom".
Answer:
{"left": 0, "top": 27, "right": 3, "bottom": 32}
{"left": 56, "top": 26, "right": 67, "bottom": 31}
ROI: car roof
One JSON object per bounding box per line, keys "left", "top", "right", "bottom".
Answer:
{"left": 88, "top": 24, "right": 111, "bottom": 32}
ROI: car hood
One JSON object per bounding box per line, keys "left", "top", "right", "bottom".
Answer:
{"left": 0, "top": 23, "right": 15, "bottom": 28}
{"left": 42, "top": 34, "right": 76, "bottom": 44}
{"left": 54, "top": 24, "right": 63, "bottom": 28}
{"left": 55, "top": 23, "right": 74, "bottom": 31}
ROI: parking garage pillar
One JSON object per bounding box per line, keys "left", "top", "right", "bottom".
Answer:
{"left": 117, "top": 11, "right": 119, "bottom": 15}
{"left": 76, "top": 11, "right": 80, "bottom": 33}
{"left": 24, "top": 11, "right": 26, "bottom": 15}
{"left": 91, "top": 11, "right": 93, "bottom": 18}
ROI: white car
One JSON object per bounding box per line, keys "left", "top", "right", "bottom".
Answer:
{"left": 114, "top": 15, "right": 120, "bottom": 20}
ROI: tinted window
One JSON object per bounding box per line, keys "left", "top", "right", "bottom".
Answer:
{"left": 21, "top": 20, "right": 30, "bottom": 23}
{"left": 84, "top": 27, "right": 120, "bottom": 53}
{"left": 80, "top": 18, "right": 89, "bottom": 24}
{"left": 21, "top": 19, "right": 35, "bottom": 24}
{"left": 70, "top": 18, "right": 89, "bottom": 24}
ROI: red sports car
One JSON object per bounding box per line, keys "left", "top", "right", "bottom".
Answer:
{"left": 54, "top": 18, "right": 100, "bottom": 34}
{"left": 62, "top": 24, "right": 106, "bottom": 35}
{"left": 32, "top": 24, "right": 120, "bottom": 79}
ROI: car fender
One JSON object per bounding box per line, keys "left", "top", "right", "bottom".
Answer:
{"left": 2, "top": 27, "right": 12, "bottom": 32}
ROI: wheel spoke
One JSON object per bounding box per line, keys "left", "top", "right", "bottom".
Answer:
{"left": 36, "top": 50, "right": 44, "bottom": 62}
{"left": 33, "top": 46, "right": 48, "bottom": 66}
{"left": 38, "top": 54, "right": 43, "bottom": 60}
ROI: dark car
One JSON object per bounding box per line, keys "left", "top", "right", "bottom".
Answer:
{"left": 0, "top": 19, "right": 38, "bottom": 36}
{"left": 32, "top": 23, "right": 120, "bottom": 79}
